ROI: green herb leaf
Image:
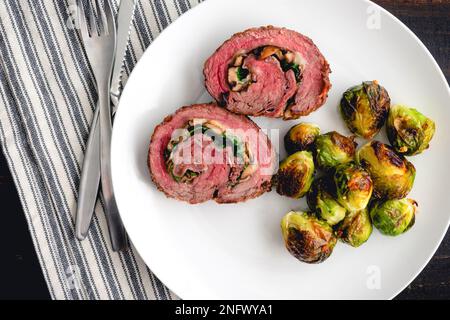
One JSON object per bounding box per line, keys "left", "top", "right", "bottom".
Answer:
{"left": 281, "top": 60, "right": 302, "bottom": 82}
{"left": 237, "top": 67, "right": 249, "bottom": 81}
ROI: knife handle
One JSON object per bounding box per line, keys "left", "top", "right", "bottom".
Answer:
{"left": 75, "top": 102, "right": 128, "bottom": 251}
{"left": 99, "top": 81, "right": 128, "bottom": 252}
{"left": 76, "top": 104, "right": 101, "bottom": 241}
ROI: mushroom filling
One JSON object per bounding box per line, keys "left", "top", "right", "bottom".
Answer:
{"left": 227, "top": 46, "right": 304, "bottom": 92}
{"left": 164, "top": 120, "right": 256, "bottom": 184}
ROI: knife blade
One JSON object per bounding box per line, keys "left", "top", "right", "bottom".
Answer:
{"left": 75, "top": 0, "right": 137, "bottom": 242}
{"left": 110, "top": 0, "right": 137, "bottom": 110}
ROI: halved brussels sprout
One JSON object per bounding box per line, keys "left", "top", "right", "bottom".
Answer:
{"left": 356, "top": 141, "right": 416, "bottom": 200}
{"left": 387, "top": 104, "right": 436, "bottom": 156}
{"left": 370, "top": 198, "right": 417, "bottom": 236}
{"left": 314, "top": 132, "right": 357, "bottom": 171}
{"left": 307, "top": 177, "right": 347, "bottom": 226}
{"left": 284, "top": 123, "right": 321, "bottom": 154}
{"left": 281, "top": 211, "right": 337, "bottom": 264}
{"left": 340, "top": 81, "right": 391, "bottom": 139}
{"left": 336, "top": 208, "right": 372, "bottom": 247}
{"left": 334, "top": 162, "right": 373, "bottom": 212}
{"left": 276, "top": 151, "right": 315, "bottom": 199}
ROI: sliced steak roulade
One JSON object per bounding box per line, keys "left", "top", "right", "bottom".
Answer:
{"left": 148, "top": 103, "right": 277, "bottom": 204}
{"left": 204, "top": 26, "right": 331, "bottom": 120}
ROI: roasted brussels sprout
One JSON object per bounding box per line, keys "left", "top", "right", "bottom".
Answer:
{"left": 356, "top": 141, "right": 416, "bottom": 199}
{"left": 340, "top": 81, "right": 391, "bottom": 139}
{"left": 281, "top": 211, "right": 337, "bottom": 264}
{"left": 334, "top": 162, "right": 373, "bottom": 212}
{"left": 387, "top": 104, "right": 436, "bottom": 156}
{"left": 276, "top": 151, "right": 315, "bottom": 199}
{"left": 336, "top": 208, "right": 372, "bottom": 247}
{"left": 284, "top": 123, "right": 321, "bottom": 154}
{"left": 307, "top": 177, "right": 347, "bottom": 226}
{"left": 370, "top": 198, "right": 417, "bottom": 236}
{"left": 314, "top": 132, "right": 357, "bottom": 171}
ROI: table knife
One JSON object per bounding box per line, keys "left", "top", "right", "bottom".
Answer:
{"left": 76, "top": 0, "right": 137, "bottom": 244}
{"left": 110, "top": 0, "right": 137, "bottom": 109}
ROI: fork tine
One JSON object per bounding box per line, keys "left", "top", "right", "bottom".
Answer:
{"left": 95, "top": 0, "right": 109, "bottom": 36}
{"left": 88, "top": 0, "right": 99, "bottom": 37}
{"left": 78, "top": 0, "right": 90, "bottom": 39}
{"left": 103, "top": 0, "right": 116, "bottom": 36}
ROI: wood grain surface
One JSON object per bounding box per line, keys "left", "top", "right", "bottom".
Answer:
{"left": 0, "top": 0, "right": 448, "bottom": 300}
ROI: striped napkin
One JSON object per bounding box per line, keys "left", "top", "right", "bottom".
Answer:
{"left": 0, "top": 0, "right": 202, "bottom": 300}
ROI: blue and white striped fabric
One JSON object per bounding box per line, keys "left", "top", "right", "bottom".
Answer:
{"left": 0, "top": 0, "right": 201, "bottom": 300}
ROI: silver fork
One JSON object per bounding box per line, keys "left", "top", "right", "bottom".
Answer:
{"left": 79, "top": 0, "right": 128, "bottom": 251}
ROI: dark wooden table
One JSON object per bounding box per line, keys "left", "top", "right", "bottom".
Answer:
{"left": 0, "top": 0, "right": 449, "bottom": 300}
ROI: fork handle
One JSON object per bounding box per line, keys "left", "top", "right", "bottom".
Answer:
{"left": 98, "top": 81, "right": 128, "bottom": 252}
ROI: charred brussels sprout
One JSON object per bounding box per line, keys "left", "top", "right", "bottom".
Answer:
{"left": 387, "top": 105, "right": 436, "bottom": 156}
{"left": 334, "top": 162, "right": 373, "bottom": 212}
{"left": 276, "top": 151, "right": 315, "bottom": 199}
{"left": 340, "top": 81, "right": 391, "bottom": 139}
{"left": 336, "top": 208, "right": 372, "bottom": 247}
{"left": 370, "top": 199, "right": 417, "bottom": 236}
{"left": 356, "top": 141, "right": 416, "bottom": 199}
{"left": 314, "top": 132, "right": 357, "bottom": 171}
{"left": 284, "top": 123, "right": 321, "bottom": 154}
{"left": 281, "top": 211, "right": 337, "bottom": 264}
{"left": 307, "top": 177, "right": 347, "bottom": 226}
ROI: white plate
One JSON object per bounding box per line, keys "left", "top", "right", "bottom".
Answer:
{"left": 111, "top": 0, "right": 450, "bottom": 299}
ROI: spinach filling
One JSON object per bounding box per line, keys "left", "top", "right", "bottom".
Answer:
{"left": 185, "top": 125, "right": 245, "bottom": 160}
{"left": 166, "top": 160, "right": 199, "bottom": 183}
{"left": 227, "top": 46, "right": 303, "bottom": 92}
{"left": 280, "top": 60, "right": 302, "bottom": 83}
{"left": 165, "top": 122, "right": 249, "bottom": 183}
